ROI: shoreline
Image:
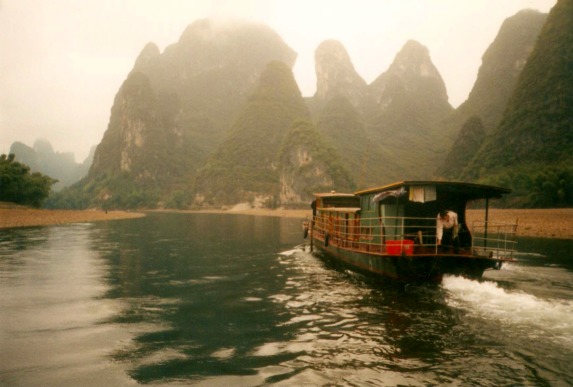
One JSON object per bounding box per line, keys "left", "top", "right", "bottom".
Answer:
{"left": 1, "top": 207, "right": 572, "bottom": 239}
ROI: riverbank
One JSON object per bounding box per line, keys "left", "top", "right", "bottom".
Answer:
{"left": 0, "top": 206, "right": 144, "bottom": 229}
{"left": 181, "top": 207, "right": 573, "bottom": 239}
{"left": 1, "top": 206, "right": 572, "bottom": 239}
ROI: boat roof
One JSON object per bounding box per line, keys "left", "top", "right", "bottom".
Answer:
{"left": 316, "top": 207, "right": 361, "bottom": 213}
{"left": 355, "top": 180, "right": 511, "bottom": 200}
{"left": 314, "top": 192, "right": 357, "bottom": 198}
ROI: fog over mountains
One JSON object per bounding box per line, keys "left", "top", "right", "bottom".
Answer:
{"left": 11, "top": 0, "right": 572, "bottom": 209}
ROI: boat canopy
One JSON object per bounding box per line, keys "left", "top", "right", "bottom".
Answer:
{"left": 355, "top": 181, "right": 511, "bottom": 201}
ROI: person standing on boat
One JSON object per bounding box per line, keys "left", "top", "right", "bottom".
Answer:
{"left": 436, "top": 210, "right": 459, "bottom": 252}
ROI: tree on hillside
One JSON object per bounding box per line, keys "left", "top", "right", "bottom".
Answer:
{"left": 0, "top": 154, "right": 57, "bottom": 207}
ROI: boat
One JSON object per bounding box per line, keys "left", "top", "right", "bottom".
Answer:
{"left": 304, "top": 181, "right": 518, "bottom": 282}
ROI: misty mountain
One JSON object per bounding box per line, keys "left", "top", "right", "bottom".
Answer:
{"left": 75, "top": 19, "right": 297, "bottom": 208}
{"left": 9, "top": 139, "right": 92, "bottom": 191}
{"left": 308, "top": 39, "right": 453, "bottom": 186}
{"left": 49, "top": 6, "right": 568, "bottom": 209}
{"left": 312, "top": 40, "right": 372, "bottom": 113}
{"left": 365, "top": 40, "right": 453, "bottom": 182}
{"left": 130, "top": 19, "right": 297, "bottom": 157}
{"left": 462, "top": 0, "right": 573, "bottom": 207}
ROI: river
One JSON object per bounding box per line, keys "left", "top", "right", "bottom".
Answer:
{"left": 1, "top": 212, "right": 572, "bottom": 386}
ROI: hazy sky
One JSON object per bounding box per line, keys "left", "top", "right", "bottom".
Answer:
{"left": 0, "top": 0, "right": 556, "bottom": 161}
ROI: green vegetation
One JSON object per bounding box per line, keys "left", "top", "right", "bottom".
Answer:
{"left": 477, "top": 164, "right": 573, "bottom": 208}
{"left": 317, "top": 96, "right": 386, "bottom": 188}
{"left": 0, "top": 154, "right": 57, "bottom": 207}
{"left": 46, "top": 172, "right": 161, "bottom": 210}
{"left": 195, "top": 61, "right": 311, "bottom": 205}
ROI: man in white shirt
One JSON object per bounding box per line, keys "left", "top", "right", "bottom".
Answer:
{"left": 436, "top": 210, "right": 459, "bottom": 252}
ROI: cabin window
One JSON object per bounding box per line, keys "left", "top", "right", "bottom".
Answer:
{"left": 408, "top": 185, "right": 437, "bottom": 203}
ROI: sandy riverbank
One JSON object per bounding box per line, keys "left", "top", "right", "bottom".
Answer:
{"left": 0, "top": 207, "right": 144, "bottom": 229}
{"left": 1, "top": 206, "right": 572, "bottom": 239}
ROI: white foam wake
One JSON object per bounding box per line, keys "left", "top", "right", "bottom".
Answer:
{"left": 442, "top": 275, "right": 573, "bottom": 345}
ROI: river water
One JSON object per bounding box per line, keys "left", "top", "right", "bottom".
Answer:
{"left": 1, "top": 212, "right": 572, "bottom": 386}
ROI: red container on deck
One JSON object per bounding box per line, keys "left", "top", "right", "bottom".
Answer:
{"left": 386, "top": 240, "right": 414, "bottom": 255}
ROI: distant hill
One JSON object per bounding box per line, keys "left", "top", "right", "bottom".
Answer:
{"left": 9, "top": 139, "right": 92, "bottom": 191}
{"left": 315, "top": 95, "right": 395, "bottom": 189}
{"left": 462, "top": 0, "right": 573, "bottom": 207}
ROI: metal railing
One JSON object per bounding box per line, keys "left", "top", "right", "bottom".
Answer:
{"left": 469, "top": 220, "right": 518, "bottom": 259}
{"left": 312, "top": 213, "right": 517, "bottom": 259}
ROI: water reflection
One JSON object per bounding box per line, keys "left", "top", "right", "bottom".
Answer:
{"left": 1, "top": 214, "right": 572, "bottom": 386}
{"left": 0, "top": 224, "right": 132, "bottom": 387}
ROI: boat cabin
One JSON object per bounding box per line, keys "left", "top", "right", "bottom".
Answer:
{"left": 312, "top": 181, "right": 516, "bottom": 259}
{"left": 357, "top": 181, "right": 510, "bottom": 246}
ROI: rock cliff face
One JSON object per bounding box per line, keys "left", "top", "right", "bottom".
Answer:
{"left": 90, "top": 71, "right": 180, "bottom": 185}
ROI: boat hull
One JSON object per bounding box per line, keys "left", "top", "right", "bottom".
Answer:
{"left": 312, "top": 238, "right": 499, "bottom": 283}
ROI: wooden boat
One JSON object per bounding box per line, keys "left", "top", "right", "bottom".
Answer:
{"left": 304, "top": 181, "right": 518, "bottom": 282}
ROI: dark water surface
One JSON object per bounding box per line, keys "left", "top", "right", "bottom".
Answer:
{"left": 1, "top": 212, "right": 572, "bottom": 386}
